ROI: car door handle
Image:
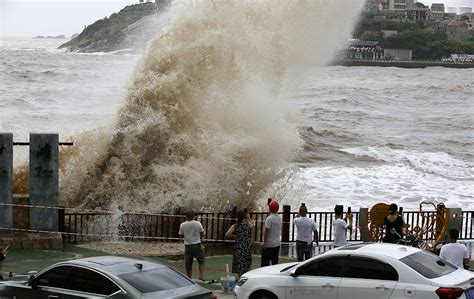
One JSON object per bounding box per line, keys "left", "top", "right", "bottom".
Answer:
{"left": 376, "top": 285, "right": 389, "bottom": 291}
{"left": 48, "top": 296, "right": 59, "bottom": 299}
{"left": 322, "top": 283, "right": 335, "bottom": 289}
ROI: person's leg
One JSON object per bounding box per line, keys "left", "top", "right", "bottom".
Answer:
{"left": 305, "top": 243, "right": 314, "bottom": 260}
{"left": 270, "top": 247, "right": 279, "bottom": 265}
{"left": 184, "top": 246, "right": 193, "bottom": 279}
{"left": 198, "top": 264, "right": 205, "bottom": 281}
{"left": 196, "top": 245, "right": 206, "bottom": 281}
{"left": 296, "top": 241, "right": 304, "bottom": 262}
{"left": 261, "top": 247, "right": 270, "bottom": 267}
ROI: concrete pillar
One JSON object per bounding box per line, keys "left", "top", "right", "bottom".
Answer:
{"left": 0, "top": 133, "right": 13, "bottom": 232}
{"left": 29, "top": 133, "right": 59, "bottom": 231}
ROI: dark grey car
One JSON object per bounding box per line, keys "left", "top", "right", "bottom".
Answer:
{"left": 0, "top": 256, "right": 216, "bottom": 298}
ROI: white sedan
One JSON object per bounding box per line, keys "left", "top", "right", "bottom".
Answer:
{"left": 235, "top": 243, "right": 474, "bottom": 299}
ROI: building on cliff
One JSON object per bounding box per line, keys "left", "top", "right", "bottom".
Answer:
{"left": 438, "top": 20, "right": 474, "bottom": 40}
{"left": 430, "top": 3, "right": 445, "bottom": 22}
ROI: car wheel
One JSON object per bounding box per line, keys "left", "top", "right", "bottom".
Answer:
{"left": 249, "top": 291, "right": 277, "bottom": 299}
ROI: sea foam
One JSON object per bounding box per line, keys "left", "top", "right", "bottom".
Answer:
{"left": 54, "top": 0, "right": 364, "bottom": 212}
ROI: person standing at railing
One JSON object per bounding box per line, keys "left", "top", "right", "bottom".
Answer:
{"left": 179, "top": 210, "right": 206, "bottom": 281}
{"left": 261, "top": 200, "right": 282, "bottom": 267}
{"left": 383, "top": 203, "right": 405, "bottom": 243}
{"left": 440, "top": 229, "right": 470, "bottom": 269}
{"left": 333, "top": 205, "right": 353, "bottom": 247}
{"left": 225, "top": 209, "right": 255, "bottom": 277}
{"left": 294, "top": 203, "right": 319, "bottom": 261}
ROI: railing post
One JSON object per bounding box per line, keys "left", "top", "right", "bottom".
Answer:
{"left": 0, "top": 133, "right": 13, "bottom": 234}
{"left": 172, "top": 207, "right": 182, "bottom": 240}
{"left": 282, "top": 205, "right": 291, "bottom": 243}
{"left": 58, "top": 206, "right": 65, "bottom": 233}
{"left": 471, "top": 212, "right": 474, "bottom": 240}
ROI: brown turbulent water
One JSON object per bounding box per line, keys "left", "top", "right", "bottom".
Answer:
{"left": 9, "top": 1, "right": 363, "bottom": 212}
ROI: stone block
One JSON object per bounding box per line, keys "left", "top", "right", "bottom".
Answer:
{"left": 12, "top": 237, "right": 23, "bottom": 249}
{"left": 32, "top": 238, "right": 42, "bottom": 249}
{"left": 29, "top": 134, "right": 58, "bottom": 232}
{"left": 51, "top": 235, "right": 63, "bottom": 249}
{"left": 1, "top": 238, "right": 13, "bottom": 247}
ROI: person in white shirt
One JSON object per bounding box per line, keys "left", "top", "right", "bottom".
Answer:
{"left": 440, "top": 229, "right": 470, "bottom": 269}
{"left": 333, "top": 205, "right": 353, "bottom": 247}
{"left": 294, "top": 204, "right": 319, "bottom": 261}
{"left": 261, "top": 200, "right": 282, "bottom": 267}
{"left": 179, "top": 210, "right": 206, "bottom": 280}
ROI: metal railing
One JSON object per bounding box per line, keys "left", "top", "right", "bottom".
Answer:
{"left": 63, "top": 209, "right": 474, "bottom": 244}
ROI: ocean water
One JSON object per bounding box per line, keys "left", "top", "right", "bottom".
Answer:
{"left": 1, "top": 1, "right": 473, "bottom": 212}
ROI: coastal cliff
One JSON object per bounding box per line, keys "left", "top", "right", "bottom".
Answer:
{"left": 59, "top": 3, "right": 158, "bottom": 53}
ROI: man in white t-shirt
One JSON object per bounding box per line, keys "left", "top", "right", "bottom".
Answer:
{"left": 440, "top": 229, "right": 470, "bottom": 269}
{"left": 294, "top": 204, "right": 319, "bottom": 261}
{"left": 179, "top": 210, "right": 206, "bottom": 280}
{"left": 261, "top": 200, "right": 282, "bottom": 267}
{"left": 333, "top": 205, "right": 353, "bottom": 247}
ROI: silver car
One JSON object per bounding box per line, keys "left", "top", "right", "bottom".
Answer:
{"left": 0, "top": 256, "right": 217, "bottom": 298}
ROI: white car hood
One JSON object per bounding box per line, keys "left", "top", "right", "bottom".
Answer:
{"left": 244, "top": 262, "right": 298, "bottom": 276}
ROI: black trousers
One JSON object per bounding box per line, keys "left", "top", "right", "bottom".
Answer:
{"left": 261, "top": 246, "right": 280, "bottom": 267}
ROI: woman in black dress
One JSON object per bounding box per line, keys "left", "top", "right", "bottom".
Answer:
{"left": 383, "top": 203, "right": 405, "bottom": 243}
{"left": 225, "top": 209, "right": 255, "bottom": 277}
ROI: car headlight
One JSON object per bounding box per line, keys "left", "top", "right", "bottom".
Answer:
{"left": 237, "top": 278, "right": 248, "bottom": 287}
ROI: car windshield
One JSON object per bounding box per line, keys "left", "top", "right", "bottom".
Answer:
{"left": 119, "top": 267, "right": 193, "bottom": 293}
{"left": 400, "top": 251, "right": 457, "bottom": 279}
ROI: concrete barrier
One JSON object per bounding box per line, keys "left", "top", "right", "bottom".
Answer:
{"left": 29, "top": 134, "right": 58, "bottom": 232}
{"left": 0, "top": 133, "right": 13, "bottom": 233}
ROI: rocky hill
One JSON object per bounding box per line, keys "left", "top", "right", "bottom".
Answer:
{"left": 59, "top": 3, "right": 159, "bottom": 53}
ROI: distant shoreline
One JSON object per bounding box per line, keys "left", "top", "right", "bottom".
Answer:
{"left": 333, "top": 59, "right": 474, "bottom": 69}
{"left": 33, "top": 35, "right": 66, "bottom": 39}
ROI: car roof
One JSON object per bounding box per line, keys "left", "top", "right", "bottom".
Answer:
{"left": 55, "top": 256, "right": 167, "bottom": 276}
{"left": 333, "top": 242, "right": 421, "bottom": 260}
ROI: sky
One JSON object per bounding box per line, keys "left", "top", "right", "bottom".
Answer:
{"left": 0, "top": 0, "right": 137, "bottom": 37}
{"left": 1, "top": 0, "right": 473, "bottom": 37}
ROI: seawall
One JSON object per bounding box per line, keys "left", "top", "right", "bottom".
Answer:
{"left": 333, "top": 59, "right": 474, "bottom": 69}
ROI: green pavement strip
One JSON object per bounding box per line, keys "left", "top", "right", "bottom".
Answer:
{"left": 0, "top": 245, "right": 297, "bottom": 291}
{"left": 0, "top": 245, "right": 106, "bottom": 274}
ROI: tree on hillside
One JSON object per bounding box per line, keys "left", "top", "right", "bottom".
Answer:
{"left": 352, "top": 12, "right": 474, "bottom": 60}
{"left": 353, "top": 17, "right": 425, "bottom": 38}
{"left": 382, "top": 29, "right": 447, "bottom": 59}
{"left": 382, "top": 29, "right": 474, "bottom": 59}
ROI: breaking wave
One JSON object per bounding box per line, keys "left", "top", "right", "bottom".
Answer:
{"left": 56, "top": 0, "right": 363, "bottom": 212}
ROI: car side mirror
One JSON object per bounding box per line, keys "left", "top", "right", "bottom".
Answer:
{"left": 290, "top": 268, "right": 299, "bottom": 277}
{"left": 27, "top": 275, "right": 37, "bottom": 288}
